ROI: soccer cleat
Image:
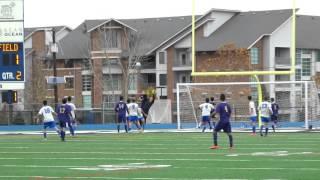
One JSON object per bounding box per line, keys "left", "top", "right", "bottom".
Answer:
{"left": 250, "top": 133, "right": 256, "bottom": 136}
{"left": 229, "top": 146, "right": 234, "bottom": 151}
{"left": 209, "top": 145, "right": 219, "bottom": 149}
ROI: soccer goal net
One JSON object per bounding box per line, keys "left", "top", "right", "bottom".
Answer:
{"left": 176, "top": 81, "right": 320, "bottom": 130}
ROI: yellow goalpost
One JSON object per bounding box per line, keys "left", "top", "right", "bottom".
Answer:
{"left": 191, "top": 0, "right": 297, "bottom": 126}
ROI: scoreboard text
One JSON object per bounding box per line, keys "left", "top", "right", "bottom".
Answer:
{"left": 0, "top": 43, "right": 24, "bottom": 82}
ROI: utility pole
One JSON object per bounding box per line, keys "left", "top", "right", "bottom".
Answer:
{"left": 52, "top": 28, "right": 58, "bottom": 105}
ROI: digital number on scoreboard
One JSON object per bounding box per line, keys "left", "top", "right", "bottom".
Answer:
{"left": 0, "top": 43, "right": 24, "bottom": 82}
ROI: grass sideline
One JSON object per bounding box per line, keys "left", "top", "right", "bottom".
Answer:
{"left": 0, "top": 132, "right": 319, "bottom": 179}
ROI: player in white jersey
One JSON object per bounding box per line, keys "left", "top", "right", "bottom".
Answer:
{"left": 67, "top": 96, "right": 76, "bottom": 136}
{"left": 248, "top": 96, "right": 257, "bottom": 136}
{"left": 127, "top": 99, "right": 142, "bottom": 131}
{"left": 199, "top": 98, "right": 214, "bottom": 132}
{"left": 137, "top": 107, "right": 144, "bottom": 132}
{"left": 258, "top": 97, "right": 273, "bottom": 137}
{"left": 37, "top": 100, "right": 59, "bottom": 140}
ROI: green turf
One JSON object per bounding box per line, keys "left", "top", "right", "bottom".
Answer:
{"left": 0, "top": 132, "right": 319, "bottom": 180}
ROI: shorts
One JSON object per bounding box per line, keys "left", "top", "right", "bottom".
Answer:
{"left": 214, "top": 121, "right": 232, "bottom": 133}
{"left": 43, "top": 121, "right": 56, "bottom": 129}
{"left": 59, "top": 120, "right": 67, "bottom": 128}
{"left": 138, "top": 117, "right": 144, "bottom": 121}
{"left": 250, "top": 116, "right": 257, "bottom": 122}
{"left": 261, "top": 117, "right": 270, "bottom": 123}
{"left": 128, "top": 116, "right": 138, "bottom": 122}
{"left": 202, "top": 116, "right": 210, "bottom": 122}
{"left": 118, "top": 115, "right": 126, "bottom": 123}
{"left": 271, "top": 115, "right": 278, "bottom": 122}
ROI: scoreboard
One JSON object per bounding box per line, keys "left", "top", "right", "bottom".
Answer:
{"left": 0, "top": 43, "right": 24, "bottom": 81}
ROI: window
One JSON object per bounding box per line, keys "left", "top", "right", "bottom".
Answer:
{"left": 296, "top": 49, "right": 302, "bottom": 65}
{"left": 159, "top": 52, "right": 166, "bottom": 64}
{"left": 82, "top": 75, "right": 92, "bottom": 91}
{"left": 159, "top": 74, "right": 167, "bottom": 86}
{"left": 65, "top": 77, "right": 74, "bottom": 89}
{"left": 181, "top": 53, "right": 186, "bottom": 65}
{"left": 64, "top": 59, "right": 74, "bottom": 68}
{"left": 302, "top": 49, "right": 311, "bottom": 55}
{"left": 104, "top": 30, "right": 121, "bottom": 49}
{"left": 302, "top": 58, "right": 311, "bottom": 76}
{"left": 128, "top": 75, "right": 136, "bottom": 91}
{"left": 250, "top": 48, "right": 259, "bottom": 64}
{"left": 103, "top": 75, "right": 121, "bottom": 91}
{"left": 181, "top": 75, "right": 186, "bottom": 83}
{"left": 295, "top": 69, "right": 301, "bottom": 81}
{"left": 317, "top": 50, "right": 320, "bottom": 62}
{"left": 82, "top": 59, "right": 91, "bottom": 70}
{"left": 103, "top": 59, "right": 118, "bottom": 67}
{"left": 83, "top": 95, "right": 92, "bottom": 108}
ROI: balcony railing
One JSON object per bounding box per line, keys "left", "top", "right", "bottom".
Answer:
{"left": 275, "top": 57, "right": 291, "bottom": 66}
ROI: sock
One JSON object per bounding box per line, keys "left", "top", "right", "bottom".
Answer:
{"left": 124, "top": 125, "right": 128, "bottom": 133}
{"left": 43, "top": 132, "right": 47, "bottom": 138}
{"left": 252, "top": 126, "right": 256, "bottom": 133}
{"left": 117, "top": 125, "right": 120, "bottom": 133}
{"left": 208, "top": 122, "right": 212, "bottom": 129}
{"left": 272, "top": 125, "right": 275, "bottom": 132}
{"left": 265, "top": 128, "right": 269, "bottom": 136}
{"left": 228, "top": 134, "right": 233, "bottom": 147}
{"left": 61, "top": 131, "right": 65, "bottom": 141}
{"left": 70, "top": 126, "right": 74, "bottom": 136}
{"left": 213, "top": 131, "right": 218, "bottom": 146}
{"left": 260, "top": 125, "right": 264, "bottom": 136}
{"left": 202, "top": 126, "right": 206, "bottom": 132}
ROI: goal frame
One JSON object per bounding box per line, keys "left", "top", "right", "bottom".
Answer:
{"left": 176, "top": 81, "right": 313, "bottom": 130}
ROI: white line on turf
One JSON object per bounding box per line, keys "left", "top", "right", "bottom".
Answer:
{"left": 0, "top": 177, "right": 249, "bottom": 180}
{"left": 1, "top": 158, "right": 320, "bottom": 162}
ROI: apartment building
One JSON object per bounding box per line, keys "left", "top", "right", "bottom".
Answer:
{"left": 23, "top": 9, "right": 320, "bottom": 110}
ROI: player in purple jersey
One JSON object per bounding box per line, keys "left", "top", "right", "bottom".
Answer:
{"left": 210, "top": 94, "right": 233, "bottom": 150}
{"left": 114, "top": 96, "right": 128, "bottom": 133}
{"left": 56, "top": 98, "right": 72, "bottom": 141}
{"left": 270, "top": 98, "right": 279, "bottom": 132}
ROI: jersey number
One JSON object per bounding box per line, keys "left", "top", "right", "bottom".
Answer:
{"left": 44, "top": 108, "right": 51, "bottom": 113}
{"left": 60, "top": 107, "right": 65, "bottom": 113}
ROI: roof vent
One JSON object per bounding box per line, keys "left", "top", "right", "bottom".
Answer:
{"left": 168, "top": 18, "right": 172, "bottom": 21}
{"left": 239, "top": 13, "right": 245, "bottom": 16}
{"left": 180, "top": 17, "right": 185, "bottom": 20}
{"left": 311, "top": 17, "right": 315, "bottom": 20}
{"left": 144, "top": 20, "right": 147, "bottom": 23}
{"left": 252, "top": 12, "right": 256, "bottom": 15}
{"left": 156, "top": 18, "right": 160, "bottom": 22}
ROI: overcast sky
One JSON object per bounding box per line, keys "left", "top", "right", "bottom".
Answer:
{"left": 24, "top": 0, "right": 319, "bottom": 29}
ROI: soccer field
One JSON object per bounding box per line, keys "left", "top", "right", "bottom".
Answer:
{"left": 0, "top": 132, "right": 319, "bottom": 180}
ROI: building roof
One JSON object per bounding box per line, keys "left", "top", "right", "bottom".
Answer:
{"left": 56, "top": 16, "right": 198, "bottom": 59}
{"left": 24, "top": 26, "right": 70, "bottom": 40}
{"left": 196, "top": 9, "right": 293, "bottom": 51}
{"left": 296, "top": 15, "right": 320, "bottom": 49}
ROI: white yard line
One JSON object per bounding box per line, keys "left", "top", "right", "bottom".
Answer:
{"left": 0, "top": 176, "right": 248, "bottom": 180}
{"left": 0, "top": 157, "right": 320, "bottom": 162}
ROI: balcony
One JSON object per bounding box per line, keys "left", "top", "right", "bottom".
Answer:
{"left": 275, "top": 57, "right": 291, "bottom": 69}
{"left": 172, "top": 61, "right": 192, "bottom": 71}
